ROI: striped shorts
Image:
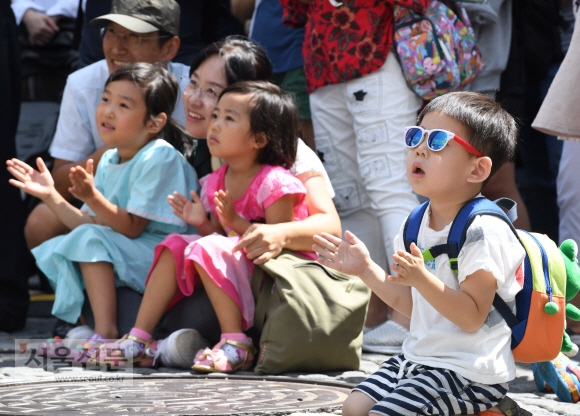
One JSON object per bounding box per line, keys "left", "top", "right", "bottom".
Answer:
{"left": 355, "top": 354, "right": 508, "bottom": 416}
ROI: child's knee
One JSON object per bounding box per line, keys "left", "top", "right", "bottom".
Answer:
{"left": 342, "top": 391, "right": 375, "bottom": 416}
{"left": 24, "top": 203, "right": 66, "bottom": 248}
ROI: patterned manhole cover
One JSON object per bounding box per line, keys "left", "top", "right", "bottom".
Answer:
{"left": 0, "top": 375, "right": 351, "bottom": 414}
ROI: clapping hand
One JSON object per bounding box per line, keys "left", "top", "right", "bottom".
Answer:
{"left": 312, "top": 230, "right": 372, "bottom": 277}
{"left": 214, "top": 189, "right": 237, "bottom": 227}
{"left": 69, "top": 159, "right": 96, "bottom": 202}
{"left": 388, "top": 243, "right": 429, "bottom": 287}
{"left": 6, "top": 157, "right": 55, "bottom": 200}
{"left": 168, "top": 190, "right": 208, "bottom": 227}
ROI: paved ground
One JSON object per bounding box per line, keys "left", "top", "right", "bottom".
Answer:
{"left": 1, "top": 317, "right": 580, "bottom": 415}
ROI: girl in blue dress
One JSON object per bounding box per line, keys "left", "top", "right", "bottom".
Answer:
{"left": 6, "top": 63, "right": 198, "bottom": 361}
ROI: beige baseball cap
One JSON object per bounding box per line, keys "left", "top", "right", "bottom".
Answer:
{"left": 90, "top": 0, "right": 180, "bottom": 36}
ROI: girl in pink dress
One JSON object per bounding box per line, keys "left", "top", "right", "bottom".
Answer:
{"left": 92, "top": 80, "right": 314, "bottom": 373}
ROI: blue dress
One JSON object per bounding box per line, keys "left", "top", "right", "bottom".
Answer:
{"left": 32, "top": 139, "right": 198, "bottom": 324}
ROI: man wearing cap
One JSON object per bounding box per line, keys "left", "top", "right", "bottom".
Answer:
{"left": 23, "top": 0, "right": 189, "bottom": 252}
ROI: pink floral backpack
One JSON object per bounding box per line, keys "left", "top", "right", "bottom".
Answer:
{"left": 393, "top": 0, "right": 484, "bottom": 101}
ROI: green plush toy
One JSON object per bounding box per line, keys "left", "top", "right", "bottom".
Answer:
{"left": 560, "top": 239, "right": 580, "bottom": 357}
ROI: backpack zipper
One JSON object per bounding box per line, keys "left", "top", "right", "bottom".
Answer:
{"left": 524, "top": 231, "right": 553, "bottom": 302}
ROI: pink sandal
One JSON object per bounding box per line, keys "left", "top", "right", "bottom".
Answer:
{"left": 37, "top": 336, "right": 66, "bottom": 357}
{"left": 192, "top": 338, "right": 256, "bottom": 373}
{"left": 89, "top": 334, "right": 155, "bottom": 368}
{"left": 39, "top": 333, "right": 108, "bottom": 364}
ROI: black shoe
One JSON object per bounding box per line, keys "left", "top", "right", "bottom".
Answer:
{"left": 52, "top": 318, "right": 78, "bottom": 338}
{"left": 497, "top": 396, "right": 533, "bottom": 416}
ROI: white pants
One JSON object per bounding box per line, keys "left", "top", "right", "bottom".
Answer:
{"left": 557, "top": 140, "right": 580, "bottom": 244}
{"left": 310, "top": 52, "right": 422, "bottom": 270}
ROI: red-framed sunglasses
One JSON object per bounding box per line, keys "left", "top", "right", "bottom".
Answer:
{"left": 404, "top": 126, "right": 483, "bottom": 157}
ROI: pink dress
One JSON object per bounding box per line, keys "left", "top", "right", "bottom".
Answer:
{"left": 146, "top": 164, "right": 314, "bottom": 330}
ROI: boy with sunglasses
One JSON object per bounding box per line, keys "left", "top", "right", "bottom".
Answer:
{"left": 313, "top": 91, "right": 529, "bottom": 416}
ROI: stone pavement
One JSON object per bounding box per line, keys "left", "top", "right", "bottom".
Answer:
{"left": 1, "top": 317, "right": 580, "bottom": 415}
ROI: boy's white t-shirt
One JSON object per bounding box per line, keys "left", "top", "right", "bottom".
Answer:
{"left": 396, "top": 206, "right": 525, "bottom": 384}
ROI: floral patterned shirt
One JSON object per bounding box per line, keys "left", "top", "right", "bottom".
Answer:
{"left": 281, "top": 0, "right": 429, "bottom": 93}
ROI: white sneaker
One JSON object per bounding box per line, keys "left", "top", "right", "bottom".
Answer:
{"left": 63, "top": 325, "right": 95, "bottom": 348}
{"left": 154, "top": 328, "right": 209, "bottom": 369}
{"left": 362, "top": 320, "right": 409, "bottom": 354}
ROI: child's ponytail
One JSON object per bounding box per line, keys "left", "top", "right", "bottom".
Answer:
{"left": 158, "top": 117, "right": 194, "bottom": 156}
{"left": 105, "top": 63, "right": 194, "bottom": 155}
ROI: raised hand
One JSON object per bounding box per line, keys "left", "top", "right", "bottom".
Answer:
{"left": 69, "top": 159, "right": 96, "bottom": 202}
{"left": 6, "top": 157, "right": 55, "bottom": 200}
{"left": 388, "top": 242, "right": 429, "bottom": 288}
{"left": 214, "top": 189, "right": 237, "bottom": 226}
{"left": 168, "top": 190, "right": 207, "bottom": 227}
{"left": 312, "top": 230, "right": 372, "bottom": 276}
